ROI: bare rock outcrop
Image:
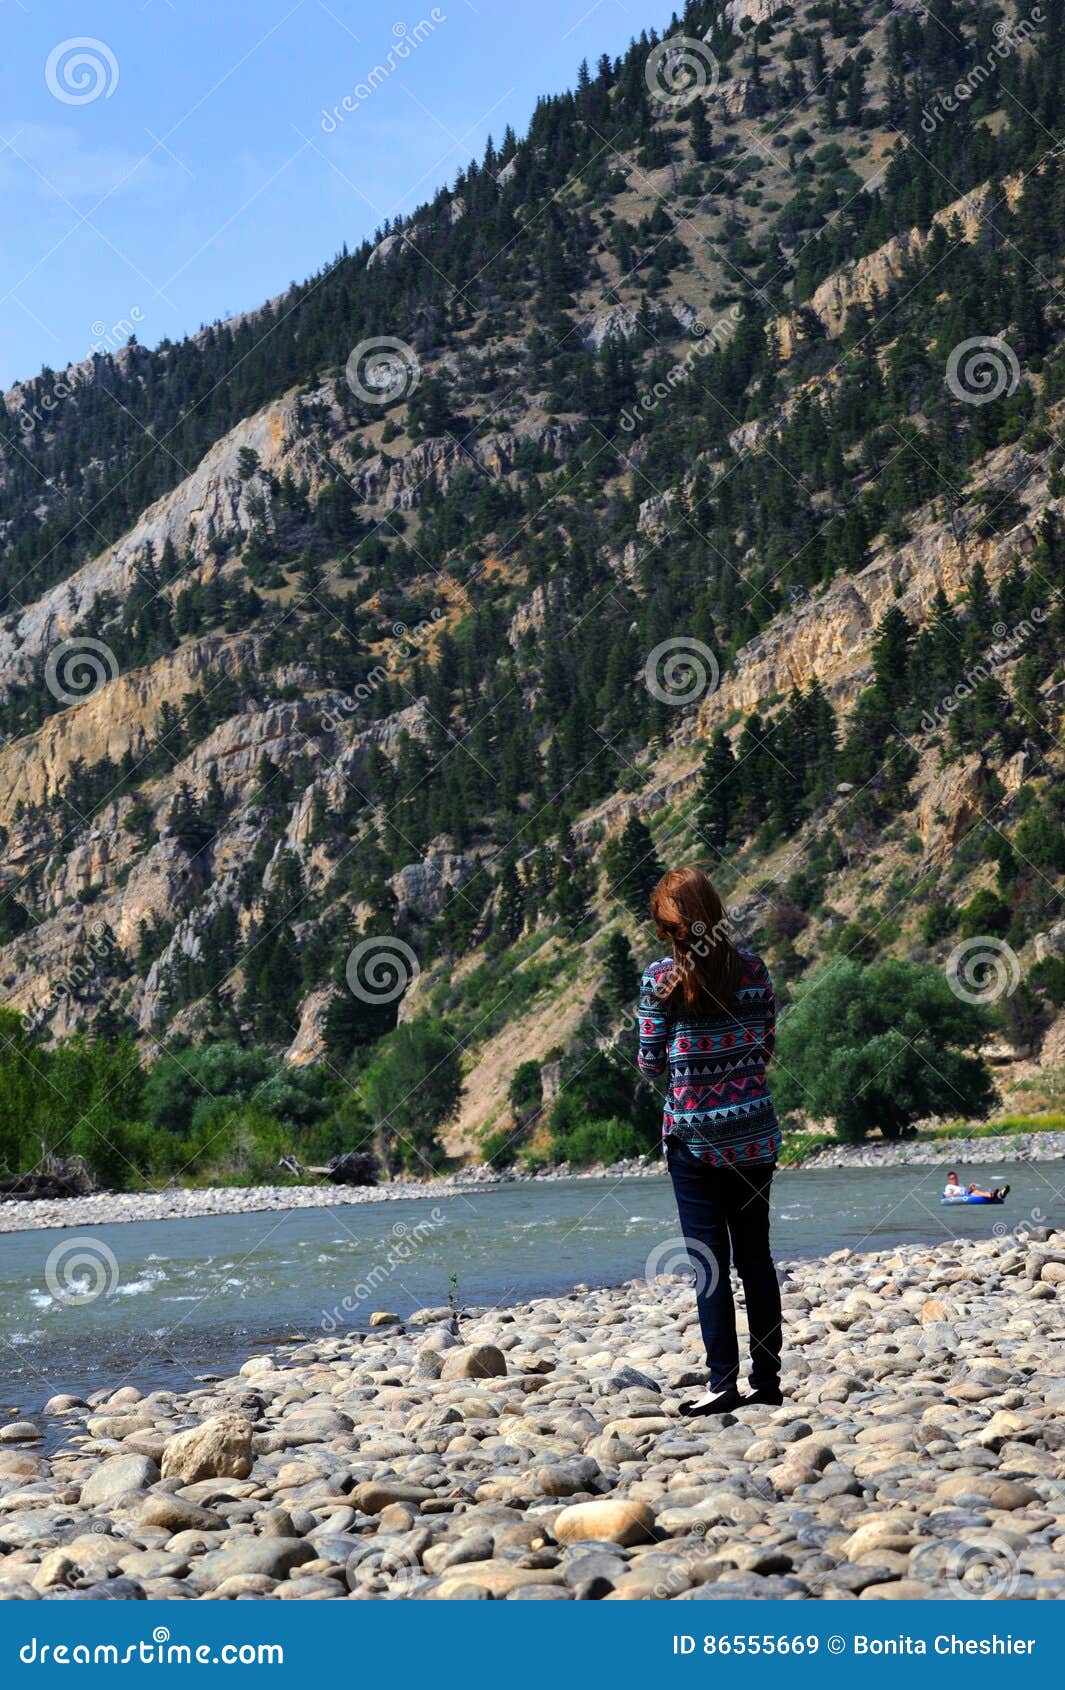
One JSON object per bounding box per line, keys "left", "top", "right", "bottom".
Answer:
{"left": 346, "top": 422, "right": 575, "bottom": 511}
{"left": 285, "top": 987, "right": 333, "bottom": 1068}
{"left": 916, "top": 754, "right": 990, "bottom": 866}
{"left": 773, "top": 176, "right": 1026, "bottom": 358}
{"left": 724, "top": 0, "right": 788, "bottom": 27}
{"left": 390, "top": 847, "right": 478, "bottom": 923}
{"left": 0, "top": 634, "right": 257, "bottom": 830}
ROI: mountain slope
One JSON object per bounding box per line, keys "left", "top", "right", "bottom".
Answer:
{"left": 2, "top": 0, "right": 1065, "bottom": 1179}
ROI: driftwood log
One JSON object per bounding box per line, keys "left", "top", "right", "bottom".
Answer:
{"left": 0, "top": 1166, "right": 94, "bottom": 1202}
{"left": 278, "top": 1151, "right": 378, "bottom": 1187}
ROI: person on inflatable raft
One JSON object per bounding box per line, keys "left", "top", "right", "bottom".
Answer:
{"left": 942, "top": 1170, "right": 1010, "bottom": 1203}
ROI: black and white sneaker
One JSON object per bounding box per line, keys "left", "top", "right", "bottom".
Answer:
{"left": 680, "top": 1386, "right": 742, "bottom": 1417}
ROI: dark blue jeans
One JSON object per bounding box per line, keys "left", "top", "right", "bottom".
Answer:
{"left": 666, "top": 1136, "right": 782, "bottom": 1391}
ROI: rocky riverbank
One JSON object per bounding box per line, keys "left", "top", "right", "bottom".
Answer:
{"left": 1, "top": 1228, "right": 1063, "bottom": 1601}
{"left": 0, "top": 1158, "right": 660, "bottom": 1237}
{"left": 798, "top": 1131, "right": 1065, "bottom": 1170}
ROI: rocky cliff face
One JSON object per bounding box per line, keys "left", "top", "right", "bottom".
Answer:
{"left": 1, "top": 342, "right": 1055, "bottom": 1064}
{"left": 343, "top": 421, "right": 578, "bottom": 511}
{"left": 565, "top": 421, "right": 1058, "bottom": 865}
{"left": 773, "top": 177, "right": 1026, "bottom": 358}
{"left": 0, "top": 398, "right": 309, "bottom": 686}
{"left": 0, "top": 636, "right": 253, "bottom": 826}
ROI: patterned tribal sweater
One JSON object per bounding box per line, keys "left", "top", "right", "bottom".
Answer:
{"left": 637, "top": 950, "right": 781, "bottom": 1168}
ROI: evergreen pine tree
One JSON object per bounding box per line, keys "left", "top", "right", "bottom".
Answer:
{"left": 601, "top": 930, "right": 637, "bottom": 1006}
{"left": 696, "top": 729, "right": 738, "bottom": 853}
{"left": 603, "top": 815, "right": 663, "bottom": 918}
{"left": 497, "top": 858, "right": 526, "bottom": 943}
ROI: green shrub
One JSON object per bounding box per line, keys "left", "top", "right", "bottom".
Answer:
{"left": 958, "top": 889, "right": 1011, "bottom": 940}
{"left": 508, "top": 1061, "right": 543, "bottom": 1126}
{"left": 920, "top": 900, "right": 957, "bottom": 944}
{"left": 143, "top": 1042, "right": 331, "bottom": 1137}
{"left": 185, "top": 1103, "right": 291, "bottom": 1186}
{"left": 481, "top": 1124, "right": 518, "bottom": 1167}
{"left": 551, "top": 1115, "right": 646, "bottom": 1167}
{"left": 360, "top": 1018, "right": 462, "bottom": 1174}
{"left": 774, "top": 959, "right": 996, "bottom": 1142}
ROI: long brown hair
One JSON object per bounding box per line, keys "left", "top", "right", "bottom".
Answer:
{"left": 649, "top": 865, "right": 742, "bottom": 1016}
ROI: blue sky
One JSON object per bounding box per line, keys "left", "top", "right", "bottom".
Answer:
{"left": 0, "top": 0, "right": 675, "bottom": 389}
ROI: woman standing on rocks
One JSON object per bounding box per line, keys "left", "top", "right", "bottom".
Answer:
{"left": 638, "top": 865, "right": 783, "bottom": 1416}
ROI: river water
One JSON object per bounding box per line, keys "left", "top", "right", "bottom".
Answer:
{"left": 3, "top": 1161, "right": 1060, "bottom": 1421}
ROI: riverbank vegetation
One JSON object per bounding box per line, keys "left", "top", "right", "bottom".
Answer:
{"left": 2, "top": 958, "right": 1059, "bottom": 1192}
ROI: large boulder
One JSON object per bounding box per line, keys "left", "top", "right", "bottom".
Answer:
{"left": 439, "top": 1344, "right": 507, "bottom": 1381}
{"left": 160, "top": 1412, "right": 253, "bottom": 1483}
{"left": 0, "top": 1422, "right": 42, "bottom": 1443}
